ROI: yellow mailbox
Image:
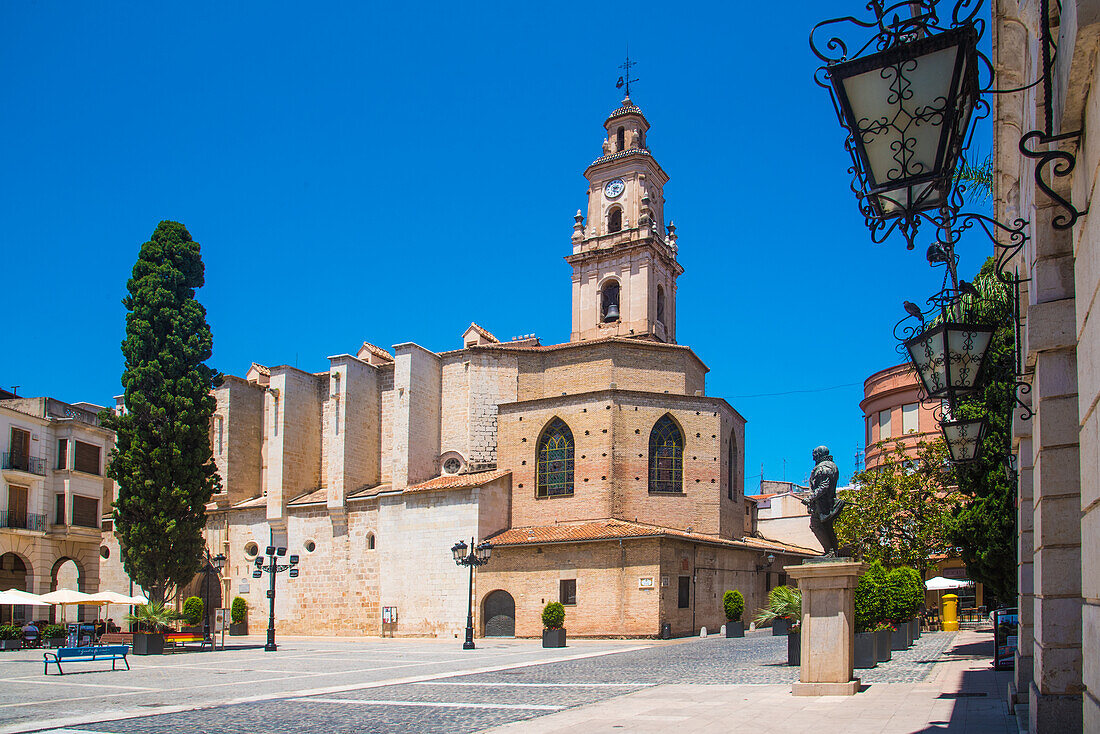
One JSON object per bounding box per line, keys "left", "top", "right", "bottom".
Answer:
{"left": 942, "top": 593, "right": 959, "bottom": 631}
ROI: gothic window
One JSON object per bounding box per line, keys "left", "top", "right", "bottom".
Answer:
{"left": 656, "top": 285, "right": 666, "bottom": 325}
{"left": 367, "top": 533, "right": 376, "bottom": 550}
{"left": 616, "top": 126, "right": 625, "bottom": 151}
{"left": 600, "top": 280, "right": 620, "bottom": 322}
{"left": 649, "top": 414, "right": 684, "bottom": 494}
{"left": 536, "top": 418, "right": 574, "bottom": 497}
{"left": 608, "top": 207, "right": 622, "bottom": 233}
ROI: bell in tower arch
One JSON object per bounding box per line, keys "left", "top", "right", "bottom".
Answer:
{"left": 601, "top": 280, "right": 621, "bottom": 322}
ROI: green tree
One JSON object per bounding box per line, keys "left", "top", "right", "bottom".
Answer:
{"left": 837, "top": 438, "right": 956, "bottom": 571}
{"left": 946, "top": 257, "right": 1018, "bottom": 602}
{"left": 102, "top": 221, "right": 220, "bottom": 605}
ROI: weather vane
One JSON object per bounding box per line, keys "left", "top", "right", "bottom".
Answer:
{"left": 616, "top": 52, "right": 638, "bottom": 98}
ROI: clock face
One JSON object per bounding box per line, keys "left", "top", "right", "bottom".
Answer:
{"left": 604, "top": 179, "right": 625, "bottom": 199}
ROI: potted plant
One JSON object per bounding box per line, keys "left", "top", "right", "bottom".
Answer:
{"left": 723, "top": 590, "right": 745, "bottom": 638}
{"left": 754, "top": 586, "right": 801, "bottom": 664}
{"left": 0, "top": 625, "right": 21, "bottom": 650}
{"left": 42, "top": 624, "right": 66, "bottom": 648}
{"left": 230, "top": 596, "right": 248, "bottom": 635}
{"left": 541, "top": 602, "right": 566, "bottom": 648}
{"left": 884, "top": 567, "right": 915, "bottom": 650}
{"left": 181, "top": 596, "right": 204, "bottom": 634}
{"left": 126, "top": 601, "right": 180, "bottom": 655}
{"left": 874, "top": 622, "right": 893, "bottom": 663}
{"left": 854, "top": 566, "right": 880, "bottom": 669}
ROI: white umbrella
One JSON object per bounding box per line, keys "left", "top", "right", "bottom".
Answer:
{"left": 38, "top": 589, "right": 102, "bottom": 605}
{"left": 124, "top": 594, "right": 149, "bottom": 605}
{"left": 0, "top": 589, "right": 48, "bottom": 606}
{"left": 925, "top": 576, "right": 973, "bottom": 590}
{"left": 86, "top": 591, "right": 137, "bottom": 604}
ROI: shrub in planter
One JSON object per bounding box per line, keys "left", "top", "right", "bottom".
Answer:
{"left": 231, "top": 596, "right": 247, "bottom": 624}
{"left": 874, "top": 622, "right": 892, "bottom": 663}
{"left": 182, "top": 596, "right": 204, "bottom": 627}
{"left": 854, "top": 565, "right": 885, "bottom": 669}
{"left": 723, "top": 590, "right": 745, "bottom": 638}
{"left": 126, "top": 601, "right": 179, "bottom": 656}
{"left": 754, "top": 585, "right": 801, "bottom": 636}
{"left": 230, "top": 596, "right": 248, "bottom": 635}
{"left": 0, "top": 625, "right": 21, "bottom": 650}
{"left": 42, "top": 625, "right": 66, "bottom": 647}
{"left": 541, "top": 602, "right": 566, "bottom": 648}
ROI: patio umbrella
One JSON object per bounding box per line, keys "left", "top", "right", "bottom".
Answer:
{"left": 0, "top": 589, "right": 48, "bottom": 605}
{"left": 925, "top": 576, "right": 973, "bottom": 590}
{"left": 86, "top": 591, "right": 137, "bottom": 604}
{"left": 38, "top": 589, "right": 101, "bottom": 604}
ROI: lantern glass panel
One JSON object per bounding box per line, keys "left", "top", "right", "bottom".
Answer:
{"left": 941, "top": 418, "right": 985, "bottom": 463}
{"left": 451, "top": 541, "right": 467, "bottom": 564}
{"left": 906, "top": 326, "right": 948, "bottom": 397}
{"left": 476, "top": 542, "right": 492, "bottom": 563}
{"left": 946, "top": 326, "right": 993, "bottom": 391}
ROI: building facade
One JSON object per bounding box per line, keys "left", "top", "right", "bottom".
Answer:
{"left": 860, "top": 363, "right": 940, "bottom": 469}
{"left": 101, "top": 96, "right": 815, "bottom": 639}
{"left": 991, "top": 2, "right": 1097, "bottom": 730}
{"left": 1, "top": 396, "right": 113, "bottom": 622}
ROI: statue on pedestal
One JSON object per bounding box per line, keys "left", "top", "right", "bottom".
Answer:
{"left": 800, "top": 445, "right": 845, "bottom": 557}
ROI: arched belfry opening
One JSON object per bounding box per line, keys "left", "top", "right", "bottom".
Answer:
{"left": 656, "top": 285, "right": 666, "bottom": 325}
{"left": 616, "top": 126, "right": 625, "bottom": 151}
{"left": 600, "top": 280, "right": 621, "bottom": 323}
{"left": 607, "top": 207, "right": 622, "bottom": 233}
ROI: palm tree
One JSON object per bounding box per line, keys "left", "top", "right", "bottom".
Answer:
{"left": 753, "top": 586, "right": 802, "bottom": 627}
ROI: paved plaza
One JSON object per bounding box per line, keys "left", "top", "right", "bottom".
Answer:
{"left": 0, "top": 630, "right": 1014, "bottom": 734}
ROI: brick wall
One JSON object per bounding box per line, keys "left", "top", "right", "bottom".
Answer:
{"left": 499, "top": 389, "right": 745, "bottom": 536}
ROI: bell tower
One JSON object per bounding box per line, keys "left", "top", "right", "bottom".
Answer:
{"left": 567, "top": 96, "right": 682, "bottom": 343}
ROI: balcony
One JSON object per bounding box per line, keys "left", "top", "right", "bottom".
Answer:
{"left": 2, "top": 452, "right": 46, "bottom": 476}
{"left": 0, "top": 511, "right": 47, "bottom": 532}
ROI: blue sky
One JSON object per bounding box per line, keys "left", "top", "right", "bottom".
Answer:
{"left": 0, "top": 2, "right": 991, "bottom": 488}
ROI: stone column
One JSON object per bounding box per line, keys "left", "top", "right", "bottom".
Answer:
{"left": 785, "top": 560, "right": 865, "bottom": 696}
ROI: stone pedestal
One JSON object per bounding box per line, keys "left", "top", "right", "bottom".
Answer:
{"left": 786, "top": 559, "right": 866, "bottom": 696}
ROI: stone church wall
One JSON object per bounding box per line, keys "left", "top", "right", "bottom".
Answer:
{"left": 379, "top": 365, "right": 394, "bottom": 483}
{"left": 392, "top": 344, "right": 441, "bottom": 487}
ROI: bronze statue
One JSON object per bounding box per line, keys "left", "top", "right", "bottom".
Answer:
{"left": 799, "top": 445, "right": 845, "bottom": 557}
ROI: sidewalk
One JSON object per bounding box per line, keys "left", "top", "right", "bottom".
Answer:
{"left": 482, "top": 630, "right": 1016, "bottom": 734}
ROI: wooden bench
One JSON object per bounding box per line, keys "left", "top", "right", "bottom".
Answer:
{"left": 43, "top": 645, "right": 130, "bottom": 675}
{"left": 163, "top": 631, "right": 209, "bottom": 650}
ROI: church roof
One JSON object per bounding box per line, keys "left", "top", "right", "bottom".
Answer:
{"left": 249, "top": 362, "right": 270, "bottom": 376}
{"left": 487, "top": 519, "right": 819, "bottom": 556}
{"left": 404, "top": 469, "right": 511, "bottom": 494}
{"left": 357, "top": 342, "right": 394, "bottom": 363}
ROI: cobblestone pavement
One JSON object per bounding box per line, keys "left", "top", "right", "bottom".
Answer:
{"left": 9, "top": 630, "right": 960, "bottom": 734}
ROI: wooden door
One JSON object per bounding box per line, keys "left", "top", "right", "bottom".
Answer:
{"left": 7, "top": 486, "right": 28, "bottom": 529}
{"left": 9, "top": 428, "right": 29, "bottom": 470}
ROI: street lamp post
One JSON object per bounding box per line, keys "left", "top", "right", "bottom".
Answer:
{"left": 252, "top": 535, "right": 299, "bottom": 652}
{"left": 201, "top": 550, "right": 226, "bottom": 647}
{"left": 451, "top": 538, "right": 492, "bottom": 650}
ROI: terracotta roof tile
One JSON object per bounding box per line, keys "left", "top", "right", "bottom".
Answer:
{"left": 248, "top": 362, "right": 270, "bottom": 376}
{"left": 357, "top": 342, "right": 394, "bottom": 362}
{"left": 404, "top": 469, "right": 511, "bottom": 494}
{"left": 487, "top": 519, "right": 819, "bottom": 556}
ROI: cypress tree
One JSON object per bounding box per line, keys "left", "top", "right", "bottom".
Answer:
{"left": 103, "top": 221, "right": 220, "bottom": 605}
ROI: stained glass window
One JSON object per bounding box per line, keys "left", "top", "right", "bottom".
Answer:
{"left": 537, "top": 418, "right": 575, "bottom": 497}
{"left": 649, "top": 415, "right": 684, "bottom": 494}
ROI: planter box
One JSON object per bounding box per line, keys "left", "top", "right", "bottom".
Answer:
{"left": 910, "top": 618, "right": 919, "bottom": 643}
{"left": 787, "top": 630, "right": 800, "bottom": 666}
{"left": 854, "top": 632, "right": 877, "bottom": 669}
{"left": 542, "top": 628, "right": 566, "bottom": 648}
{"left": 725, "top": 621, "right": 744, "bottom": 638}
{"left": 891, "top": 625, "right": 909, "bottom": 651}
{"left": 0, "top": 640, "right": 20, "bottom": 651}
{"left": 132, "top": 632, "right": 164, "bottom": 655}
{"left": 772, "top": 618, "right": 791, "bottom": 636}
{"left": 229, "top": 621, "right": 248, "bottom": 636}
{"left": 875, "top": 629, "right": 892, "bottom": 662}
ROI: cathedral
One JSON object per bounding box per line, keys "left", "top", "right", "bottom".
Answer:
{"left": 101, "top": 96, "right": 816, "bottom": 638}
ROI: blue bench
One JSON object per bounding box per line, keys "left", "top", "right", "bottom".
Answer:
{"left": 43, "top": 645, "right": 130, "bottom": 675}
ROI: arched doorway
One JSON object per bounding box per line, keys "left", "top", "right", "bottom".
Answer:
{"left": 483, "top": 590, "right": 515, "bottom": 637}
{"left": 0, "top": 553, "right": 30, "bottom": 623}
{"left": 50, "top": 557, "right": 82, "bottom": 624}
